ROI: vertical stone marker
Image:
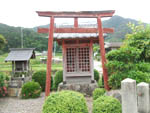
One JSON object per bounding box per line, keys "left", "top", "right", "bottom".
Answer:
{"left": 121, "top": 78, "right": 137, "bottom": 113}
{"left": 137, "top": 82, "right": 149, "bottom": 113}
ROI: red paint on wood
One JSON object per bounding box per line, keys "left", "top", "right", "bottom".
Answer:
{"left": 45, "top": 17, "right": 54, "bottom": 97}
{"left": 36, "top": 10, "right": 115, "bottom": 18}
{"left": 97, "top": 16, "right": 110, "bottom": 90}
{"left": 74, "top": 18, "right": 78, "bottom": 28}
{"left": 103, "top": 28, "right": 114, "bottom": 33}
{"left": 38, "top": 28, "right": 49, "bottom": 33}
{"left": 38, "top": 28, "right": 114, "bottom": 33}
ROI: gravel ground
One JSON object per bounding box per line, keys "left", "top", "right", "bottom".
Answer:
{"left": 0, "top": 93, "right": 45, "bottom": 113}
{"left": 0, "top": 93, "right": 93, "bottom": 113}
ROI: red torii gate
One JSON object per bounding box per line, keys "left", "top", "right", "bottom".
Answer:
{"left": 36, "top": 10, "right": 115, "bottom": 96}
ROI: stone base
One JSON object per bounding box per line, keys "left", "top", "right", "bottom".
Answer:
{"left": 8, "top": 88, "right": 21, "bottom": 97}
{"left": 58, "top": 82, "right": 98, "bottom": 96}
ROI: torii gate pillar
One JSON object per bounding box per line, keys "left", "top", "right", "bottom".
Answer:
{"left": 45, "top": 17, "right": 54, "bottom": 96}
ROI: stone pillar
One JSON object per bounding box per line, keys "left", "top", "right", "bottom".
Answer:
{"left": 137, "top": 82, "right": 149, "bottom": 113}
{"left": 121, "top": 78, "right": 137, "bottom": 113}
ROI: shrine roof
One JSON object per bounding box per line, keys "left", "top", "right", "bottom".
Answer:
{"left": 5, "top": 48, "right": 35, "bottom": 62}
{"left": 105, "top": 42, "right": 123, "bottom": 48}
{"left": 54, "top": 33, "right": 106, "bottom": 39}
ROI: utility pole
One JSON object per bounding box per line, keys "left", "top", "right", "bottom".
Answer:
{"left": 53, "top": 41, "right": 56, "bottom": 57}
{"left": 21, "top": 27, "right": 23, "bottom": 48}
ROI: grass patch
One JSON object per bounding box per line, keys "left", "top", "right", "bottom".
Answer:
{"left": 0, "top": 53, "right": 63, "bottom": 72}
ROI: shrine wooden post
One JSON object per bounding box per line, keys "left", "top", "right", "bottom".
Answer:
{"left": 36, "top": 10, "right": 115, "bottom": 96}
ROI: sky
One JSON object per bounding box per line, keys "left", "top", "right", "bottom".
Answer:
{"left": 0, "top": 0, "right": 150, "bottom": 28}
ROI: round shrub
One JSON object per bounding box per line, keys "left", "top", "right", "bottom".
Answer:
{"left": 0, "top": 72, "right": 9, "bottom": 97}
{"left": 53, "top": 70, "right": 63, "bottom": 90}
{"left": 42, "top": 90, "right": 88, "bottom": 113}
{"left": 21, "top": 81, "right": 42, "bottom": 99}
{"left": 32, "top": 70, "right": 53, "bottom": 91}
{"left": 93, "top": 88, "right": 106, "bottom": 100}
{"left": 94, "top": 69, "right": 99, "bottom": 82}
{"left": 93, "top": 96, "right": 122, "bottom": 113}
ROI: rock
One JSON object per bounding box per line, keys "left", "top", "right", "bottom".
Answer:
{"left": 106, "top": 89, "right": 122, "bottom": 103}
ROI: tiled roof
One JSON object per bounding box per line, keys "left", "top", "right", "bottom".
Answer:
{"left": 5, "top": 48, "right": 35, "bottom": 61}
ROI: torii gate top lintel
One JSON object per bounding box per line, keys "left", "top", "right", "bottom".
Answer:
{"left": 36, "top": 10, "right": 115, "bottom": 18}
{"left": 36, "top": 10, "right": 115, "bottom": 97}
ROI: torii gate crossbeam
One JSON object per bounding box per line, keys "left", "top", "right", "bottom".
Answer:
{"left": 36, "top": 10, "right": 115, "bottom": 97}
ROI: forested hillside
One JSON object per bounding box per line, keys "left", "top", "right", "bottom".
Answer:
{"left": 103, "top": 15, "right": 140, "bottom": 42}
{"left": 0, "top": 24, "right": 48, "bottom": 54}
{"left": 0, "top": 15, "right": 142, "bottom": 53}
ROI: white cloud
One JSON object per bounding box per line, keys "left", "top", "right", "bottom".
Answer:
{"left": 0, "top": 0, "right": 149, "bottom": 28}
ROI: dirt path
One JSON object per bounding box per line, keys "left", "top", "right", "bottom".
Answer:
{"left": 0, "top": 93, "right": 93, "bottom": 113}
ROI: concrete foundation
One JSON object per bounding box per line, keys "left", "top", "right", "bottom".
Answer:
{"left": 8, "top": 76, "right": 31, "bottom": 97}
{"left": 58, "top": 81, "right": 98, "bottom": 96}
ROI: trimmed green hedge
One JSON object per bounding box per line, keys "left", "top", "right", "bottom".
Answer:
{"left": 93, "top": 96, "right": 122, "bottom": 113}
{"left": 93, "top": 88, "right": 106, "bottom": 100}
{"left": 32, "top": 70, "right": 53, "bottom": 91}
{"left": 21, "top": 81, "right": 42, "bottom": 99}
{"left": 42, "top": 90, "right": 88, "bottom": 113}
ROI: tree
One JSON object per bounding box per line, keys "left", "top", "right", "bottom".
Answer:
{"left": 0, "top": 34, "right": 6, "bottom": 50}
{"left": 106, "top": 23, "right": 150, "bottom": 89}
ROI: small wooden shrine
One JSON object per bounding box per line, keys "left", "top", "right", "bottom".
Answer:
{"left": 5, "top": 48, "right": 35, "bottom": 96}
{"left": 36, "top": 10, "right": 115, "bottom": 96}
{"left": 5, "top": 48, "right": 35, "bottom": 76}
{"left": 105, "top": 42, "right": 122, "bottom": 52}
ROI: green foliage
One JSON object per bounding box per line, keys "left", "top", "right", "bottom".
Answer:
{"left": 98, "top": 76, "right": 104, "bottom": 88}
{"left": 125, "top": 24, "right": 150, "bottom": 62}
{"left": 106, "top": 47, "right": 141, "bottom": 63}
{"left": 0, "top": 34, "right": 6, "bottom": 50}
{"left": 0, "top": 72, "right": 9, "bottom": 97}
{"left": 53, "top": 70, "right": 63, "bottom": 90}
{"left": 106, "top": 23, "right": 150, "bottom": 89}
{"left": 93, "top": 96, "right": 122, "bottom": 113}
{"left": 93, "top": 88, "right": 106, "bottom": 100}
{"left": 42, "top": 90, "right": 88, "bottom": 113}
{"left": 32, "top": 70, "right": 53, "bottom": 91}
{"left": 108, "top": 70, "right": 150, "bottom": 89}
{"left": 93, "top": 44, "right": 100, "bottom": 61}
{"left": 21, "top": 81, "right": 41, "bottom": 99}
{"left": 107, "top": 61, "right": 150, "bottom": 89}
{"left": 94, "top": 69, "right": 100, "bottom": 82}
